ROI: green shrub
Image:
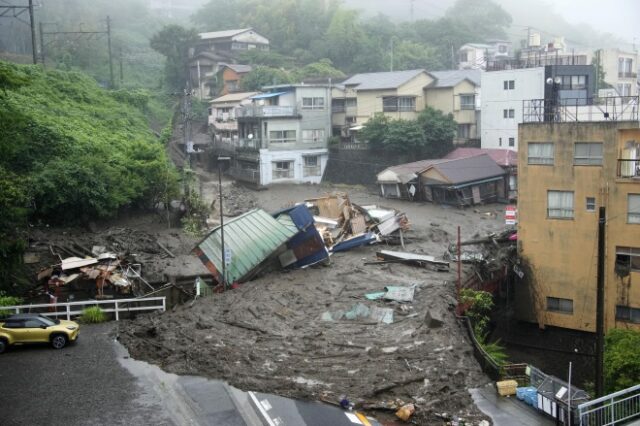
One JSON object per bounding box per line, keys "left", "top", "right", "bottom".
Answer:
{"left": 80, "top": 306, "right": 107, "bottom": 323}
{"left": 0, "top": 291, "right": 22, "bottom": 318}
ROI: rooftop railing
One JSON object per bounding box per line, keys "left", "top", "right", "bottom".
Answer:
{"left": 523, "top": 96, "right": 639, "bottom": 123}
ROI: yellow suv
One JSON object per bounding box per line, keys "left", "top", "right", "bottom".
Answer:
{"left": 0, "top": 314, "right": 80, "bottom": 353}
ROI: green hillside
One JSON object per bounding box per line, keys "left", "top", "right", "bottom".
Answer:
{"left": 0, "top": 61, "right": 178, "bottom": 288}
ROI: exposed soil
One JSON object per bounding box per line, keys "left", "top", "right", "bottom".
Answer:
{"left": 119, "top": 181, "right": 508, "bottom": 425}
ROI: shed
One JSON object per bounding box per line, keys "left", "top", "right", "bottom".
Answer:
{"left": 419, "top": 154, "right": 507, "bottom": 206}
{"left": 193, "top": 209, "right": 297, "bottom": 284}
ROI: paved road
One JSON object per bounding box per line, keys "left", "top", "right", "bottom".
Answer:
{"left": 0, "top": 323, "right": 175, "bottom": 426}
{"left": 0, "top": 323, "right": 379, "bottom": 426}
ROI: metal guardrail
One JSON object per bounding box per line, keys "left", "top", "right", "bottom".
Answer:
{"left": 523, "top": 96, "right": 639, "bottom": 123}
{"left": 578, "top": 383, "right": 640, "bottom": 426}
{"left": 0, "top": 297, "right": 166, "bottom": 321}
{"left": 230, "top": 167, "right": 260, "bottom": 184}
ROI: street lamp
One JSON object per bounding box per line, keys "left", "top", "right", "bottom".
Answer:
{"left": 218, "top": 156, "right": 231, "bottom": 290}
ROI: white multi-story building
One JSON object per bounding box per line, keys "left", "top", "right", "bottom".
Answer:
{"left": 597, "top": 48, "right": 638, "bottom": 97}
{"left": 481, "top": 67, "right": 545, "bottom": 150}
{"left": 481, "top": 64, "right": 597, "bottom": 150}
{"left": 232, "top": 84, "right": 331, "bottom": 186}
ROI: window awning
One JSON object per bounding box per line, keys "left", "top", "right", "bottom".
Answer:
{"left": 250, "top": 91, "right": 288, "bottom": 99}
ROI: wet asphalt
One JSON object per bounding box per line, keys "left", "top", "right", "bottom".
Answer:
{"left": 0, "top": 323, "right": 173, "bottom": 426}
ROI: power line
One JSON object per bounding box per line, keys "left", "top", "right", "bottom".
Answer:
{"left": 0, "top": 0, "right": 37, "bottom": 64}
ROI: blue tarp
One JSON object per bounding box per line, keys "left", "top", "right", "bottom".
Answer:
{"left": 250, "top": 91, "right": 289, "bottom": 99}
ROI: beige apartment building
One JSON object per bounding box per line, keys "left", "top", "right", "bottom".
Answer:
{"left": 516, "top": 116, "right": 640, "bottom": 333}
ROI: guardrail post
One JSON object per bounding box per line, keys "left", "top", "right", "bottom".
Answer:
{"left": 66, "top": 304, "right": 71, "bottom": 320}
{"left": 162, "top": 297, "right": 166, "bottom": 312}
{"left": 115, "top": 301, "right": 119, "bottom": 321}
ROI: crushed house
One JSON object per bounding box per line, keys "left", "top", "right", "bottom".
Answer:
{"left": 377, "top": 154, "right": 507, "bottom": 206}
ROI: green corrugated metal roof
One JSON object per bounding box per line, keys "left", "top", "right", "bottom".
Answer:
{"left": 196, "top": 209, "right": 297, "bottom": 283}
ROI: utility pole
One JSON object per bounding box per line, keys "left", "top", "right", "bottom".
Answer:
{"left": 0, "top": 2, "right": 38, "bottom": 64}
{"left": 39, "top": 21, "right": 45, "bottom": 64}
{"left": 119, "top": 46, "right": 124, "bottom": 86}
{"left": 390, "top": 38, "right": 394, "bottom": 72}
{"left": 28, "top": 0, "right": 36, "bottom": 64}
{"left": 106, "top": 16, "right": 114, "bottom": 89}
{"left": 595, "top": 206, "right": 606, "bottom": 397}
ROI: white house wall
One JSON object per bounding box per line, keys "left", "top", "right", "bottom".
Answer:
{"left": 259, "top": 149, "right": 329, "bottom": 185}
{"left": 481, "top": 67, "right": 545, "bottom": 150}
{"left": 232, "top": 31, "right": 269, "bottom": 45}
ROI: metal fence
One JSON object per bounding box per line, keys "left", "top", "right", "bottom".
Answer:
{"left": 578, "top": 384, "right": 640, "bottom": 426}
{"left": 0, "top": 297, "right": 166, "bottom": 321}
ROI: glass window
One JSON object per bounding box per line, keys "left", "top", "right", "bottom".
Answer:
{"left": 331, "top": 99, "right": 345, "bottom": 113}
{"left": 272, "top": 161, "right": 293, "bottom": 179}
{"left": 548, "top": 190, "right": 574, "bottom": 219}
{"left": 616, "top": 247, "right": 640, "bottom": 273}
{"left": 629, "top": 194, "right": 640, "bottom": 224}
{"left": 509, "top": 80, "right": 515, "bottom": 90}
{"left": 302, "top": 97, "right": 325, "bottom": 110}
{"left": 24, "top": 319, "right": 43, "bottom": 328}
{"left": 574, "top": 142, "right": 603, "bottom": 165}
{"left": 586, "top": 197, "right": 596, "bottom": 211}
{"left": 616, "top": 305, "right": 640, "bottom": 323}
{"left": 459, "top": 51, "right": 468, "bottom": 62}
{"left": 301, "top": 129, "right": 325, "bottom": 144}
{"left": 547, "top": 297, "right": 573, "bottom": 314}
{"left": 346, "top": 98, "right": 357, "bottom": 108}
{"left": 2, "top": 320, "right": 23, "bottom": 329}
{"left": 398, "top": 97, "right": 416, "bottom": 111}
{"left": 508, "top": 137, "right": 515, "bottom": 147}
{"left": 303, "top": 156, "right": 321, "bottom": 177}
{"left": 499, "top": 137, "right": 502, "bottom": 147}
{"left": 383, "top": 97, "right": 398, "bottom": 112}
{"left": 460, "top": 95, "right": 475, "bottom": 110}
{"left": 269, "top": 130, "right": 296, "bottom": 143}
{"left": 504, "top": 109, "right": 514, "bottom": 118}
{"left": 528, "top": 142, "right": 554, "bottom": 165}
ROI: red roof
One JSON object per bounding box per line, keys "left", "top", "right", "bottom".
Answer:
{"left": 444, "top": 148, "right": 517, "bottom": 167}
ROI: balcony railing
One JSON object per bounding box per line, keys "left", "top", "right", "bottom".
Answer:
{"left": 213, "top": 138, "right": 262, "bottom": 152}
{"left": 523, "top": 96, "right": 639, "bottom": 123}
{"left": 618, "top": 159, "right": 640, "bottom": 179}
{"left": 618, "top": 71, "right": 638, "bottom": 79}
{"left": 236, "top": 105, "right": 298, "bottom": 118}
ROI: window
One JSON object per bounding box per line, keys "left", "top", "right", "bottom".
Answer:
{"left": 24, "top": 319, "right": 43, "bottom": 328}
{"left": 458, "top": 124, "right": 471, "bottom": 139}
{"left": 302, "top": 129, "right": 325, "bottom": 144}
{"left": 547, "top": 297, "right": 573, "bottom": 314}
{"left": 503, "top": 80, "right": 515, "bottom": 90}
{"left": 616, "top": 305, "right": 640, "bottom": 323}
{"left": 383, "top": 96, "right": 415, "bottom": 112}
{"left": 346, "top": 98, "right": 357, "bottom": 108}
{"left": 303, "top": 156, "right": 321, "bottom": 177}
{"left": 508, "top": 137, "right": 515, "bottom": 147}
{"left": 574, "top": 142, "right": 603, "bottom": 165}
{"left": 528, "top": 142, "right": 554, "bottom": 165}
{"left": 559, "top": 75, "right": 587, "bottom": 90}
{"left": 269, "top": 130, "right": 296, "bottom": 144}
{"left": 629, "top": 194, "right": 640, "bottom": 224}
{"left": 302, "top": 97, "right": 325, "bottom": 110}
{"left": 2, "top": 320, "right": 22, "bottom": 329}
{"left": 498, "top": 45, "right": 507, "bottom": 54}
{"left": 272, "top": 161, "right": 293, "bottom": 179}
{"left": 548, "top": 190, "right": 574, "bottom": 219}
{"left": 503, "top": 109, "right": 514, "bottom": 118}
{"left": 459, "top": 51, "right": 468, "bottom": 62}
{"left": 331, "top": 99, "right": 345, "bottom": 113}
{"left": 617, "top": 83, "right": 632, "bottom": 96}
{"left": 460, "top": 94, "right": 475, "bottom": 110}
{"left": 499, "top": 137, "right": 502, "bottom": 147}
{"left": 615, "top": 246, "right": 640, "bottom": 274}
{"left": 586, "top": 197, "right": 596, "bottom": 211}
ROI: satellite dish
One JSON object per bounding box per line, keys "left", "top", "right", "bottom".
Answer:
{"left": 546, "top": 77, "right": 554, "bottom": 85}
{"left": 248, "top": 134, "right": 254, "bottom": 140}
{"left": 554, "top": 76, "right": 562, "bottom": 84}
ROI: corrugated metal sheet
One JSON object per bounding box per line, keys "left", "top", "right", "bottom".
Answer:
{"left": 194, "top": 209, "right": 297, "bottom": 283}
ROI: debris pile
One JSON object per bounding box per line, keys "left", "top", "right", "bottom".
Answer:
{"left": 445, "top": 228, "right": 518, "bottom": 293}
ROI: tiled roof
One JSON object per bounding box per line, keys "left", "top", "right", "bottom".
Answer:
{"left": 444, "top": 147, "right": 517, "bottom": 167}
{"left": 428, "top": 69, "right": 481, "bottom": 88}
{"left": 199, "top": 28, "right": 253, "bottom": 40}
{"left": 342, "top": 69, "right": 427, "bottom": 90}
{"left": 427, "top": 154, "right": 505, "bottom": 184}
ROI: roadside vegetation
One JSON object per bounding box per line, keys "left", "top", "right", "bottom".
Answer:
{"left": 80, "top": 306, "right": 108, "bottom": 324}
{"left": 0, "top": 61, "right": 179, "bottom": 294}
{"left": 604, "top": 329, "right": 640, "bottom": 393}
{"left": 461, "top": 288, "right": 509, "bottom": 366}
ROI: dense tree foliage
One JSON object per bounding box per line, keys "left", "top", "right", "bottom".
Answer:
{"left": 192, "top": 0, "right": 513, "bottom": 73}
{"left": 605, "top": 329, "right": 640, "bottom": 393}
{"left": 359, "top": 108, "right": 456, "bottom": 157}
{"left": 240, "top": 66, "right": 293, "bottom": 91}
{"left": 416, "top": 107, "right": 458, "bottom": 158}
{"left": 150, "top": 25, "right": 199, "bottom": 90}
{"left": 0, "top": 61, "right": 179, "bottom": 292}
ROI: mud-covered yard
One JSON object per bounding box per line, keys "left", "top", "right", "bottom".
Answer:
{"left": 119, "top": 183, "right": 506, "bottom": 425}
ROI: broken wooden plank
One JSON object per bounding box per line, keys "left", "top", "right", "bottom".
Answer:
{"left": 156, "top": 241, "right": 176, "bottom": 258}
